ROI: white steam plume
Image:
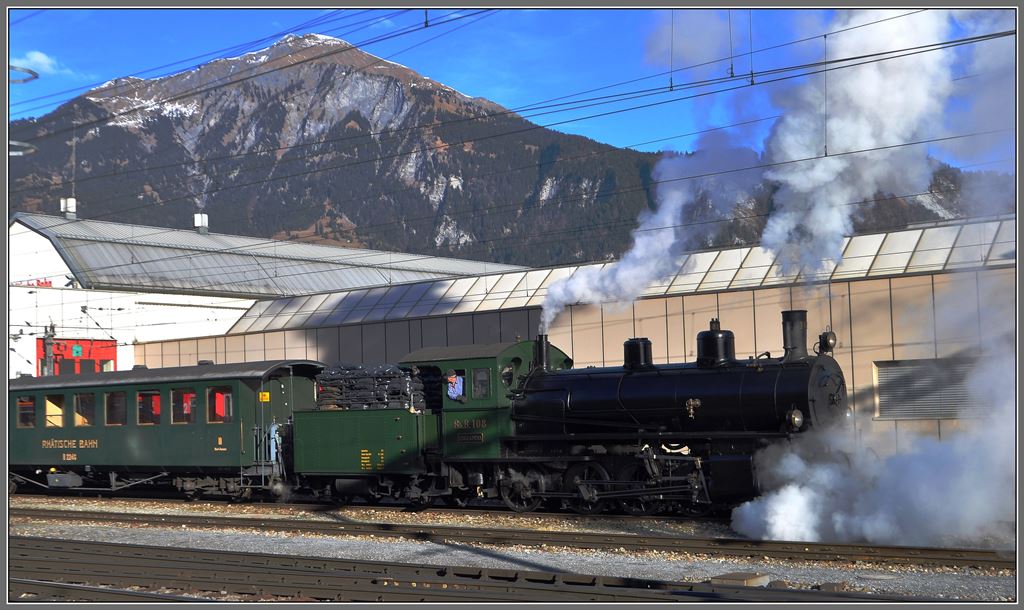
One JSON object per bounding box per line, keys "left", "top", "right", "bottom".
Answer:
{"left": 761, "top": 9, "right": 956, "bottom": 271}
{"left": 539, "top": 131, "right": 761, "bottom": 332}
{"left": 732, "top": 331, "right": 1015, "bottom": 547}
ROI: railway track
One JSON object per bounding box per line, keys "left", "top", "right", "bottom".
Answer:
{"left": 11, "top": 491, "right": 730, "bottom": 523}
{"left": 10, "top": 506, "right": 1015, "bottom": 569}
{"left": 8, "top": 536, "right": 916, "bottom": 602}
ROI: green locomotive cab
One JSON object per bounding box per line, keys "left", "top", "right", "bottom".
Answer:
{"left": 291, "top": 340, "right": 571, "bottom": 506}
{"left": 8, "top": 360, "right": 323, "bottom": 499}
{"left": 400, "top": 341, "right": 571, "bottom": 462}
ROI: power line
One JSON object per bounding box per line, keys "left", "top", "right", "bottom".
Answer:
{"left": 9, "top": 9, "right": 366, "bottom": 111}
{"left": 14, "top": 10, "right": 494, "bottom": 144}
{"left": 9, "top": 9, "right": 46, "bottom": 26}
{"left": 10, "top": 9, "right": 407, "bottom": 119}
{"left": 9, "top": 9, "right": 934, "bottom": 201}
{"left": 10, "top": 128, "right": 1008, "bottom": 299}
{"left": 8, "top": 26, "right": 1011, "bottom": 288}
{"left": 9, "top": 29, "right": 1015, "bottom": 292}
{"left": 9, "top": 8, "right": 928, "bottom": 201}
{"left": 39, "top": 29, "right": 1009, "bottom": 231}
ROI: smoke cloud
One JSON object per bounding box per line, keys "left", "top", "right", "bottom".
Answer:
{"left": 539, "top": 131, "right": 761, "bottom": 332}
{"left": 732, "top": 337, "right": 1015, "bottom": 546}
{"left": 761, "top": 10, "right": 957, "bottom": 271}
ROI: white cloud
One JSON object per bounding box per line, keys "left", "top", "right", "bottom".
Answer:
{"left": 10, "top": 50, "right": 77, "bottom": 76}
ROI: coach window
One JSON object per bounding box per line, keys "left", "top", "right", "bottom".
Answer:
{"left": 45, "top": 394, "right": 65, "bottom": 428}
{"left": 74, "top": 393, "right": 96, "bottom": 427}
{"left": 137, "top": 389, "right": 162, "bottom": 425}
{"left": 16, "top": 396, "right": 36, "bottom": 428}
{"left": 172, "top": 388, "right": 197, "bottom": 424}
{"left": 105, "top": 391, "right": 127, "bottom": 426}
{"left": 472, "top": 368, "right": 491, "bottom": 400}
{"left": 207, "top": 386, "right": 233, "bottom": 423}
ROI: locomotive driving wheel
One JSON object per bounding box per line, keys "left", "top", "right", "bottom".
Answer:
{"left": 564, "top": 461, "right": 611, "bottom": 515}
{"left": 616, "top": 462, "right": 665, "bottom": 516}
{"left": 499, "top": 466, "right": 546, "bottom": 513}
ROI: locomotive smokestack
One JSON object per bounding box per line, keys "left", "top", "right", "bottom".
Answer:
{"left": 781, "top": 310, "right": 808, "bottom": 363}
{"left": 534, "top": 334, "right": 550, "bottom": 372}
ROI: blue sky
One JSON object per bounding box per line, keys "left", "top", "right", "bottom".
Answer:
{"left": 7, "top": 8, "right": 1016, "bottom": 169}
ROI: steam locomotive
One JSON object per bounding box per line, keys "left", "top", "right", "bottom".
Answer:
{"left": 9, "top": 310, "right": 848, "bottom": 516}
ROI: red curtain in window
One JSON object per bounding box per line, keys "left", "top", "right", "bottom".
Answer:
{"left": 151, "top": 394, "right": 161, "bottom": 416}
{"left": 214, "top": 391, "right": 225, "bottom": 418}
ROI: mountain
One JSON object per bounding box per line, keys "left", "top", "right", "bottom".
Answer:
{"left": 9, "top": 34, "right": 1011, "bottom": 268}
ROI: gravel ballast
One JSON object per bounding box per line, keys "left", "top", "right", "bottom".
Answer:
{"left": 8, "top": 497, "right": 1016, "bottom": 601}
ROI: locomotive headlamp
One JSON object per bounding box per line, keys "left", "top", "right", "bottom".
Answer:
{"left": 818, "top": 331, "right": 837, "bottom": 354}
{"left": 787, "top": 409, "right": 805, "bottom": 430}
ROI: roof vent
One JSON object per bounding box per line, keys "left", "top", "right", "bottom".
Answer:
{"left": 194, "top": 212, "right": 209, "bottom": 235}
{"left": 132, "top": 364, "right": 148, "bottom": 370}
{"left": 197, "top": 360, "right": 214, "bottom": 366}
{"left": 60, "top": 197, "right": 77, "bottom": 220}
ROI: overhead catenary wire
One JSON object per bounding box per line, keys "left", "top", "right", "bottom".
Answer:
{"left": 10, "top": 8, "right": 933, "bottom": 200}
{"left": 12, "top": 27, "right": 1013, "bottom": 239}
{"left": 8, "top": 126, "right": 1010, "bottom": 299}
{"left": 8, "top": 221, "right": 1010, "bottom": 339}
{"left": 9, "top": 8, "right": 369, "bottom": 111}
{"left": 13, "top": 9, "right": 494, "bottom": 144}
{"left": 9, "top": 36, "right": 1015, "bottom": 292}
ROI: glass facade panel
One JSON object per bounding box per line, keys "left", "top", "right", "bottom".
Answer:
{"left": 527, "top": 267, "right": 577, "bottom": 306}
{"left": 264, "top": 296, "right": 311, "bottom": 331}
{"left": 869, "top": 230, "right": 921, "bottom": 276}
{"left": 477, "top": 272, "right": 527, "bottom": 312}
{"left": 668, "top": 251, "right": 717, "bottom": 293}
{"left": 303, "top": 292, "right": 350, "bottom": 328}
{"left": 906, "top": 226, "right": 961, "bottom": 273}
{"left": 386, "top": 282, "right": 433, "bottom": 319}
{"left": 321, "top": 290, "right": 369, "bottom": 326}
{"left": 229, "top": 299, "right": 274, "bottom": 334}
{"left": 729, "top": 248, "right": 774, "bottom": 288}
{"left": 362, "top": 285, "right": 409, "bottom": 322}
{"left": 504, "top": 269, "right": 551, "bottom": 308}
{"left": 947, "top": 222, "right": 1000, "bottom": 269}
{"left": 343, "top": 287, "right": 390, "bottom": 324}
{"left": 407, "top": 280, "right": 456, "bottom": 317}
{"left": 244, "top": 298, "right": 289, "bottom": 334}
{"left": 832, "top": 234, "right": 885, "bottom": 279}
{"left": 698, "top": 248, "right": 748, "bottom": 292}
{"left": 430, "top": 277, "right": 479, "bottom": 316}
{"left": 987, "top": 221, "right": 1016, "bottom": 265}
{"left": 451, "top": 276, "right": 492, "bottom": 314}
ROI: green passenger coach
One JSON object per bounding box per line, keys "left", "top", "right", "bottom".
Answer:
{"left": 9, "top": 360, "right": 324, "bottom": 498}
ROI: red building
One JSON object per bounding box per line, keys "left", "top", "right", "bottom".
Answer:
{"left": 36, "top": 338, "right": 117, "bottom": 376}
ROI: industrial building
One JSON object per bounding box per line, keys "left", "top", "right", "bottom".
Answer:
{"left": 8, "top": 211, "right": 1015, "bottom": 451}
{"left": 7, "top": 211, "right": 521, "bottom": 379}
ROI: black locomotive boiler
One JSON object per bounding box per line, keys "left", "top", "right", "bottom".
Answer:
{"left": 500, "top": 310, "right": 849, "bottom": 514}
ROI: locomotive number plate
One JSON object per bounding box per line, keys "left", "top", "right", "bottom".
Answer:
{"left": 456, "top": 432, "right": 484, "bottom": 443}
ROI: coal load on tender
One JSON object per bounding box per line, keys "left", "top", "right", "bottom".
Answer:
{"left": 316, "top": 363, "right": 427, "bottom": 411}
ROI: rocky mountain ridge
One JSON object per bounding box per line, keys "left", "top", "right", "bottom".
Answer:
{"left": 10, "top": 33, "right": 1008, "bottom": 268}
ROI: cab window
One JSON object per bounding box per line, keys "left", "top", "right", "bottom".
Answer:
{"left": 16, "top": 396, "right": 36, "bottom": 428}
{"left": 45, "top": 394, "right": 65, "bottom": 428}
{"left": 172, "top": 388, "right": 197, "bottom": 424}
{"left": 105, "top": 391, "right": 127, "bottom": 426}
{"left": 137, "top": 389, "right": 162, "bottom": 425}
{"left": 207, "top": 386, "right": 233, "bottom": 423}
{"left": 472, "top": 368, "right": 491, "bottom": 399}
{"left": 74, "top": 393, "right": 96, "bottom": 427}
